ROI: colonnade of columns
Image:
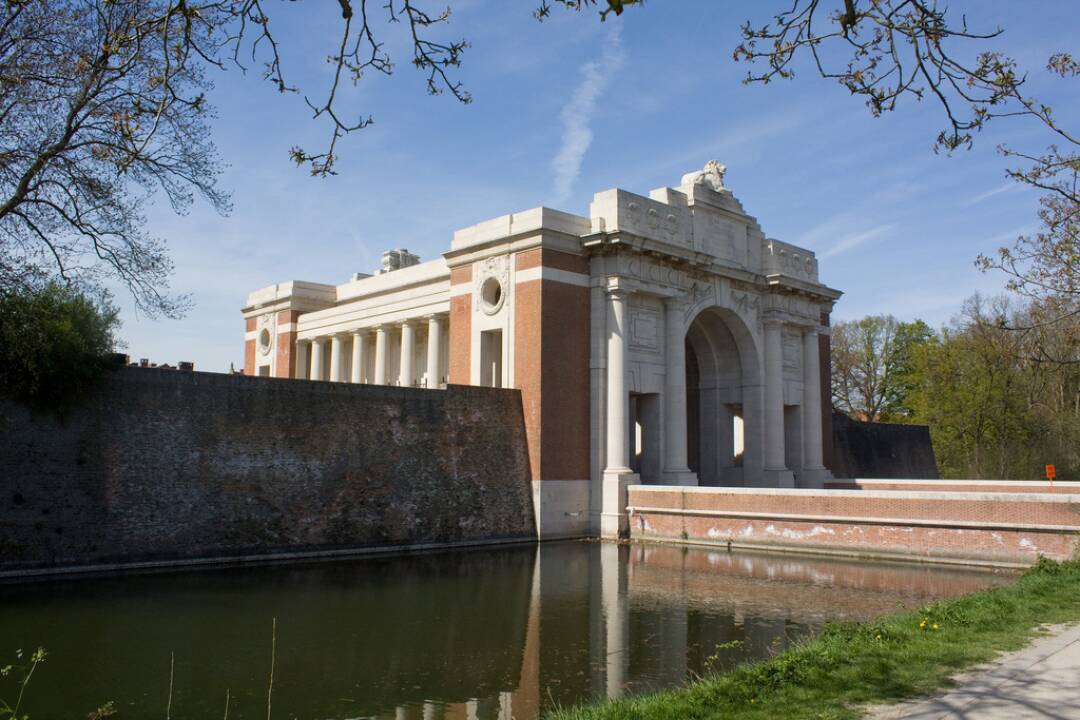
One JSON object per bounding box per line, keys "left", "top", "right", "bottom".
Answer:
{"left": 295, "top": 315, "right": 446, "bottom": 388}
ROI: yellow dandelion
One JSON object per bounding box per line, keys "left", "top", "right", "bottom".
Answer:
{"left": 932, "top": 624, "right": 940, "bottom": 631}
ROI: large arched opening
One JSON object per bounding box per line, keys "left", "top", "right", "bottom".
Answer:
{"left": 684, "top": 307, "right": 761, "bottom": 486}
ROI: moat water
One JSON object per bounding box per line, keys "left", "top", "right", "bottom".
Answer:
{"left": 0, "top": 542, "right": 1014, "bottom": 719}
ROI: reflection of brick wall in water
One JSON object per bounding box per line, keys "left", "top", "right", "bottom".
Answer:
{"left": 0, "top": 368, "right": 535, "bottom": 572}
{"left": 831, "top": 411, "right": 939, "bottom": 479}
{"left": 626, "top": 544, "right": 1011, "bottom": 621}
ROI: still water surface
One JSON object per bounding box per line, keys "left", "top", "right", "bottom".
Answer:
{"left": 0, "top": 542, "right": 1013, "bottom": 719}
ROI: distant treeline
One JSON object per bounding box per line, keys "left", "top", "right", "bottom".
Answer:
{"left": 832, "top": 295, "right": 1080, "bottom": 481}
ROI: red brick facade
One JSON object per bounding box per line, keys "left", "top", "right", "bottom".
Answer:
{"left": 513, "top": 248, "right": 591, "bottom": 483}
{"left": 275, "top": 309, "right": 300, "bottom": 379}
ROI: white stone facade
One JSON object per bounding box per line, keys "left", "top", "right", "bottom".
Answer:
{"left": 243, "top": 163, "right": 842, "bottom": 539}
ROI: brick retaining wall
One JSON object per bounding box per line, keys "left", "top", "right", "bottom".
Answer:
{"left": 628, "top": 485, "right": 1080, "bottom": 566}
{"left": 0, "top": 368, "right": 536, "bottom": 574}
{"left": 826, "top": 479, "right": 1080, "bottom": 494}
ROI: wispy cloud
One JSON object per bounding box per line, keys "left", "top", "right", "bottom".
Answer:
{"left": 550, "top": 25, "right": 624, "bottom": 205}
{"left": 965, "top": 182, "right": 1019, "bottom": 206}
{"left": 818, "top": 224, "right": 895, "bottom": 259}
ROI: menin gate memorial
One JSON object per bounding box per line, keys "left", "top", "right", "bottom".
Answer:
{"left": 242, "top": 163, "right": 843, "bottom": 539}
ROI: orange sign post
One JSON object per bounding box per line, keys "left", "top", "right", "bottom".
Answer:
{"left": 1046, "top": 464, "right": 1056, "bottom": 484}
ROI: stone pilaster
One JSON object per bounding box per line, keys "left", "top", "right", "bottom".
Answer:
{"left": 800, "top": 326, "right": 830, "bottom": 487}
{"left": 762, "top": 318, "right": 794, "bottom": 487}
{"left": 602, "top": 287, "right": 639, "bottom": 538}
{"left": 662, "top": 296, "right": 698, "bottom": 486}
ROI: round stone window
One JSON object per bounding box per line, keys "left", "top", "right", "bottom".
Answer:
{"left": 480, "top": 276, "right": 505, "bottom": 314}
{"left": 258, "top": 328, "right": 272, "bottom": 355}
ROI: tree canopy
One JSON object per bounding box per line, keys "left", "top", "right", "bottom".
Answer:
{"left": 839, "top": 298, "right": 1080, "bottom": 480}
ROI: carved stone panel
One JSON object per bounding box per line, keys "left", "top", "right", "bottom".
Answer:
{"left": 603, "top": 190, "right": 692, "bottom": 248}
{"left": 628, "top": 305, "right": 661, "bottom": 354}
{"left": 782, "top": 330, "right": 801, "bottom": 373}
{"left": 765, "top": 294, "right": 820, "bottom": 323}
{"left": 696, "top": 209, "right": 748, "bottom": 267}
{"left": 729, "top": 289, "right": 761, "bottom": 321}
{"left": 763, "top": 239, "right": 819, "bottom": 282}
{"left": 257, "top": 313, "right": 276, "bottom": 357}
{"left": 619, "top": 254, "right": 691, "bottom": 291}
{"left": 473, "top": 255, "right": 510, "bottom": 315}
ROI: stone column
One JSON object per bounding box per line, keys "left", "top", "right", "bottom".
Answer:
{"left": 294, "top": 340, "right": 310, "bottom": 380}
{"left": 762, "top": 318, "right": 793, "bottom": 487}
{"left": 426, "top": 315, "right": 442, "bottom": 388}
{"left": 329, "top": 334, "right": 345, "bottom": 382}
{"left": 663, "top": 296, "right": 697, "bottom": 486}
{"left": 800, "top": 327, "right": 829, "bottom": 487}
{"left": 374, "top": 326, "right": 388, "bottom": 385}
{"left": 310, "top": 338, "right": 325, "bottom": 381}
{"left": 602, "top": 287, "right": 638, "bottom": 538}
{"left": 351, "top": 332, "right": 365, "bottom": 383}
{"left": 400, "top": 321, "right": 415, "bottom": 387}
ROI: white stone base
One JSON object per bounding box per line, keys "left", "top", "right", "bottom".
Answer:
{"left": 601, "top": 470, "right": 639, "bottom": 539}
{"left": 663, "top": 470, "right": 700, "bottom": 487}
{"left": 797, "top": 467, "right": 833, "bottom": 489}
{"left": 532, "top": 480, "right": 591, "bottom": 539}
{"left": 756, "top": 468, "right": 795, "bottom": 488}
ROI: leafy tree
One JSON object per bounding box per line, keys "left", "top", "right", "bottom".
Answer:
{"left": 831, "top": 315, "right": 932, "bottom": 422}
{"left": 0, "top": 0, "right": 472, "bottom": 315}
{"left": 900, "top": 294, "right": 1080, "bottom": 480}
{"left": 0, "top": 283, "right": 120, "bottom": 411}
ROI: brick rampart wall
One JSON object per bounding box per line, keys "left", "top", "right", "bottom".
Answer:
{"left": 0, "top": 368, "right": 535, "bottom": 574}
{"left": 826, "top": 479, "right": 1080, "bottom": 494}
{"left": 628, "top": 485, "right": 1080, "bottom": 566}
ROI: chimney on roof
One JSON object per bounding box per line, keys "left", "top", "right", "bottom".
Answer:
{"left": 378, "top": 248, "right": 420, "bottom": 274}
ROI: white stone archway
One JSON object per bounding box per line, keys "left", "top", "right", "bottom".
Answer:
{"left": 684, "top": 305, "right": 763, "bottom": 487}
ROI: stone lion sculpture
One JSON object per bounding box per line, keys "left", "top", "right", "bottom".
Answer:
{"left": 681, "top": 160, "right": 727, "bottom": 192}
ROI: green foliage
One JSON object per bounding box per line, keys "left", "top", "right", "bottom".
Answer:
{"left": 0, "top": 647, "right": 115, "bottom": 720}
{"left": 831, "top": 315, "right": 934, "bottom": 422}
{"left": 835, "top": 295, "right": 1080, "bottom": 480}
{"left": 904, "top": 294, "right": 1080, "bottom": 480}
{"left": 549, "top": 558, "right": 1080, "bottom": 720}
{"left": 0, "top": 284, "right": 120, "bottom": 412}
{"left": 0, "top": 647, "right": 47, "bottom": 720}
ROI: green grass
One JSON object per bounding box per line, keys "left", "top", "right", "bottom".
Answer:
{"left": 548, "top": 556, "right": 1080, "bottom": 720}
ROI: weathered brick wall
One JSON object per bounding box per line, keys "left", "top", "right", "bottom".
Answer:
{"left": 627, "top": 485, "right": 1080, "bottom": 566}
{"left": 0, "top": 369, "right": 535, "bottom": 572}
{"left": 831, "top": 411, "right": 939, "bottom": 479}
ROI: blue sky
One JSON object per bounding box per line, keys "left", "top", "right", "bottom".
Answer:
{"left": 120, "top": 1, "right": 1079, "bottom": 371}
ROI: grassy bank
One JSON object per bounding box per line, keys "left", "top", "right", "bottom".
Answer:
{"left": 549, "top": 556, "right": 1080, "bottom": 720}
